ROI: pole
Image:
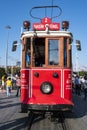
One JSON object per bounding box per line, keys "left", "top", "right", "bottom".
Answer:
{"left": 5, "top": 25, "right": 11, "bottom": 73}
{"left": 0, "top": 57, "right": 1, "bottom": 67}
{"left": 76, "top": 52, "right": 79, "bottom": 72}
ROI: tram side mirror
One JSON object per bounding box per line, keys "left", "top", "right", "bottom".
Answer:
{"left": 76, "top": 40, "right": 81, "bottom": 51}
{"left": 12, "top": 41, "right": 17, "bottom": 51}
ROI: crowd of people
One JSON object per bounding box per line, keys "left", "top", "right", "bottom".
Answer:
{"left": 0, "top": 74, "right": 21, "bottom": 97}
{"left": 72, "top": 74, "right": 87, "bottom": 100}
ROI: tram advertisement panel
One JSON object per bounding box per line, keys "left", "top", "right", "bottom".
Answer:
{"left": 63, "top": 69, "right": 72, "bottom": 100}
{"left": 21, "top": 69, "right": 29, "bottom": 102}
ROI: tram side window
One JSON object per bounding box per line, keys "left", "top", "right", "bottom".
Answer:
{"left": 64, "top": 38, "right": 67, "bottom": 67}
{"left": 48, "top": 39, "right": 59, "bottom": 65}
{"left": 26, "top": 38, "right": 31, "bottom": 67}
{"left": 69, "top": 49, "right": 72, "bottom": 67}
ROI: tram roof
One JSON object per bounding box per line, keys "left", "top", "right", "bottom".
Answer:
{"left": 21, "top": 30, "right": 72, "bottom": 39}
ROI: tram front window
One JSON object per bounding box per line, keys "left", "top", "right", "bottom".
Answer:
{"left": 48, "top": 39, "right": 59, "bottom": 65}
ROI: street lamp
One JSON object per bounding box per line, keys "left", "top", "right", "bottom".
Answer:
{"left": 75, "top": 40, "right": 81, "bottom": 74}
{"left": 5, "top": 25, "right": 11, "bottom": 73}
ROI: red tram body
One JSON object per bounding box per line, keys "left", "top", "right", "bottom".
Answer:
{"left": 20, "top": 6, "right": 73, "bottom": 112}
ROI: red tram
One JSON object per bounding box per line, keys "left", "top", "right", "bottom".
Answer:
{"left": 20, "top": 6, "right": 73, "bottom": 112}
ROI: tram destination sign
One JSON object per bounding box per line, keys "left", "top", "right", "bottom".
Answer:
{"left": 32, "top": 17, "right": 60, "bottom": 31}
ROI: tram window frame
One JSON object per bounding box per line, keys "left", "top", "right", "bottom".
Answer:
{"left": 22, "top": 36, "right": 72, "bottom": 68}
{"left": 48, "top": 39, "right": 59, "bottom": 66}
{"left": 64, "top": 38, "right": 67, "bottom": 67}
{"left": 67, "top": 38, "right": 72, "bottom": 68}
{"left": 25, "top": 38, "right": 31, "bottom": 67}
{"left": 69, "top": 49, "right": 72, "bottom": 68}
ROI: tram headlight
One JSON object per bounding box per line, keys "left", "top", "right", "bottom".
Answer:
{"left": 62, "top": 21, "right": 69, "bottom": 31}
{"left": 40, "top": 82, "right": 53, "bottom": 94}
{"left": 23, "top": 21, "right": 30, "bottom": 30}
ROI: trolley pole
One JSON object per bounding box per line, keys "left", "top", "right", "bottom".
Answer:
{"left": 5, "top": 25, "right": 11, "bottom": 74}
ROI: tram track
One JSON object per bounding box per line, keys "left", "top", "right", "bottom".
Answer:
{"left": 24, "top": 111, "right": 71, "bottom": 130}
{"left": 58, "top": 111, "right": 71, "bottom": 130}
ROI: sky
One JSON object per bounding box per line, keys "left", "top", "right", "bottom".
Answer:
{"left": 0, "top": 0, "right": 87, "bottom": 71}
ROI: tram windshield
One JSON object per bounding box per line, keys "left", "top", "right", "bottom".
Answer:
{"left": 23, "top": 36, "right": 71, "bottom": 68}
{"left": 25, "top": 38, "right": 59, "bottom": 67}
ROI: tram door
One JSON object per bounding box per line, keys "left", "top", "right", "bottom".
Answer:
{"left": 33, "top": 38, "right": 45, "bottom": 67}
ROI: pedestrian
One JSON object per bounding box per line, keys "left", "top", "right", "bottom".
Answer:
{"left": 72, "top": 76, "right": 75, "bottom": 93}
{"left": 6, "top": 78, "right": 12, "bottom": 97}
{"left": 83, "top": 78, "right": 87, "bottom": 100}
{"left": 79, "top": 76, "right": 82, "bottom": 95}
{"left": 74, "top": 75, "right": 81, "bottom": 95}
{"left": 1, "top": 75, "right": 5, "bottom": 92}
{"left": 80, "top": 76, "right": 84, "bottom": 92}
{"left": 16, "top": 76, "right": 21, "bottom": 96}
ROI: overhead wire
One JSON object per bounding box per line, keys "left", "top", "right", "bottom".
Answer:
{"left": 51, "top": 0, "right": 54, "bottom": 19}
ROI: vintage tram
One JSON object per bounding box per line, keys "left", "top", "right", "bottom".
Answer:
{"left": 20, "top": 6, "right": 73, "bottom": 112}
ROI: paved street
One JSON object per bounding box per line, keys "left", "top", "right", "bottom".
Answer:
{"left": 0, "top": 90, "right": 28, "bottom": 130}
{"left": 0, "top": 90, "right": 87, "bottom": 130}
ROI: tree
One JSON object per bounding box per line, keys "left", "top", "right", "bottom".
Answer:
{"left": 0, "top": 67, "right": 5, "bottom": 79}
